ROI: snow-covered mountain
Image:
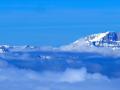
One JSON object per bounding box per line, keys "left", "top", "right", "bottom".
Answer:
{"left": 0, "top": 45, "right": 11, "bottom": 53}
{"left": 85, "top": 31, "right": 120, "bottom": 47}
{"left": 0, "top": 45, "right": 36, "bottom": 53}
{"left": 60, "top": 32, "right": 120, "bottom": 52}
{"left": 0, "top": 45, "right": 56, "bottom": 54}
{"left": 0, "top": 32, "right": 120, "bottom": 54}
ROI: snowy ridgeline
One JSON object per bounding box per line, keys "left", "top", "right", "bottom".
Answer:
{"left": 0, "top": 32, "right": 120, "bottom": 54}
{"left": 87, "top": 32, "right": 120, "bottom": 47}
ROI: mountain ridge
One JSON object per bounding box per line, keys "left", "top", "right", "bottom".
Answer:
{"left": 0, "top": 32, "right": 120, "bottom": 54}
{"left": 68, "top": 31, "right": 120, "bottom": 49}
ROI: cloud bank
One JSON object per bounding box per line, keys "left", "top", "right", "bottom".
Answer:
{"left": 0, "top": 66, "right": 119, "bottom": 90}
{"left": 0, "top": 45, "right": 120, "bottom": 90}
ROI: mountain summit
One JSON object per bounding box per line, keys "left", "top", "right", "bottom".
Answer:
{"left": 85, "top": 32, "right": 120, "bottom": 47}
{"left": 0, "top": 32, "right": 120, "bottom": 54}
{"left": 60, "top": 32, "right": 120, "bottom": 51}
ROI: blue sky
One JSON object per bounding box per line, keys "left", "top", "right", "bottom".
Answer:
{"left": 0, "top": 0, "right": 120, "bottom": 46}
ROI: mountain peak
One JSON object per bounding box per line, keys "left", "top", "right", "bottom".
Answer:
{"left": 60, "top": 32, "right": 120, "bottom": 52}
{"left": 86, "top": 32, "right": 120, "bottom": 47}
{"left": 0, "top": 32, "right": 120, "bottom": 54}
{"left": 86, "top": 31, "right": 120, "bottom": 42}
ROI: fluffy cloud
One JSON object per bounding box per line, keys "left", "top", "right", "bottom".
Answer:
{"left": 0, "top": 46, "right": 120, "bottom": 90}
{"left": 0, "top": 67, "right": 119, "bottom": 90}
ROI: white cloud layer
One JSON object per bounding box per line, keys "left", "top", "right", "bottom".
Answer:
{"left": 0, "top": 42, "right": 120, "bottom": 90}
{"left": 0, "top": 67, "right": 119, "bottom": 90}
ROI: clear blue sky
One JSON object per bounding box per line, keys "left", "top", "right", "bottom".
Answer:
{"left": 0, "top": 0, "right": 120, "bottom": 46}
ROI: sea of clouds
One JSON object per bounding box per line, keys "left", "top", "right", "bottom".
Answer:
{"left": 0, "top": 65, "right": 119, "bottom": 90}
{"left": 0, "top": 45, "right": 120, "bottom": 90}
